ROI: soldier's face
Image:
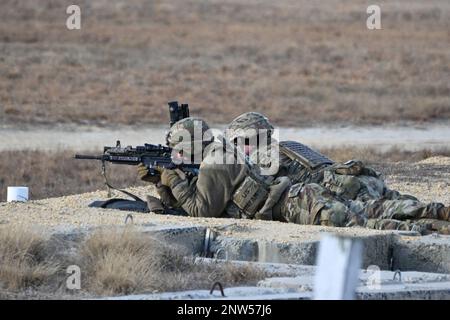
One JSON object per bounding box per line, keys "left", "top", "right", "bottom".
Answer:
{"left": 243, "top": 144, "right": 253, "bottom": 156}
{"left": 235, "top": 137, "right": 255, "bottom": 156}
{"left": 174, "top": 151, "right": 193, "bottom": 163}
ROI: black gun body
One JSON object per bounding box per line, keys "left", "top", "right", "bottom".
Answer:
{"left": 75, "top": 143, "right": 199, "bottom": 177}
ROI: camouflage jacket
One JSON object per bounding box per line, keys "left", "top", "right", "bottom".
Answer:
{"left": 162, "top": 141, "right": 288, "bottom": 219}
{"left": 250, "top": 143, "right": 387, "bottom": 202}
{"left": 164, "top": 141, "right": 249, "bottom": 218}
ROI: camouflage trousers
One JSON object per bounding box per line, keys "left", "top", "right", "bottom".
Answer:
{"left": 279, "top": 183, "right": 449, "bottom": 234}
{"left": 323, "top": 172, "right": 388, "bottom": 202}
{"left": 318, "top": 160, "right": 434, "bottom": 204}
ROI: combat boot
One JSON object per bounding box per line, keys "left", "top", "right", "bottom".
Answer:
{"left": 437, "top": 206, "right": 450, "bottom": 222}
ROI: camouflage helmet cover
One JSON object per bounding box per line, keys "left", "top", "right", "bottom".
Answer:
{"left": 166, "top": 117, "right": 213, "bottom": 151}
{"left": 226, "top": 112, "right": 274, "bottom": 141}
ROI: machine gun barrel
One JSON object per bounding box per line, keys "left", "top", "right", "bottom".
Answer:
{"left": 74, "top": 154, "right": 106, "bottom": 161}
{"left": 74, "top": 153, "right": 141, "bottom": 165}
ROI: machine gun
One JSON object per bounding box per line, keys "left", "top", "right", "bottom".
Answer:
{"left": 74, "top": 140, "right": 199, "bottom": 213}
{"left": 76, "top": 100, "right": 195, "bottom": 178}
{"left": 75, "top": 140, "right": 199, "bottom": 212}
{"left": 75, "top": 140, "right": 199, "bottom": 179}
{"left": 72, "top": 101, "right": 196, "bottom": 213}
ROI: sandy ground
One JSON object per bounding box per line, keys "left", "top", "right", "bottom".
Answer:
{"left": 383, "top": 156, "right": 450, "bottom": 204}
{"left": 1, "top": 124, "right": 450, "bottom": 152}
{"left": 0, "top": 184, "right": 390, "bottom": 241}
{"left": 1, "top": 156, "right": 448, "bottom": 238}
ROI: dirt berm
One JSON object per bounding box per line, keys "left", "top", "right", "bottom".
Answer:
{"left": 1, "top": 174, "right": 449, "bottom": 274}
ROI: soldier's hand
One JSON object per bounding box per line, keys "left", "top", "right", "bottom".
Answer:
{"left": 160, "top": 168, "right": 184, "bottom": 188}
{"left": 156, "top": 182, "right": 180, "bottom": 207}
{"left": 137, "top": 163, "right": 160, "bottom": 184}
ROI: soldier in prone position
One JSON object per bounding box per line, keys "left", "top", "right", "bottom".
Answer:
{"left": 137, "top": 117, "right": 450, "bottom": 234}
{"left": 225, "top": 112, "right": 450, "bottom": 234}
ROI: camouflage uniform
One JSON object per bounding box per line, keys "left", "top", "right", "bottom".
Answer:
{"left": 255, "top": 147, "right": 388, "bottom": 201}
{"left": 155, "top": 118, "right": 290, "bottom": 220}
{"left": 226, "top": 113, "right": 450, "bottom": 233}
{"left": 227, "top": 112, "right": 387, "bottom": 201}
{"left": 138, "top": 117, "right": 450, "bottom": 235}
{"left": 276, "top": 182, "right": 449, "bottom": 234}
{"left": 150, "top": 117, "right": 255, "bottom": 218}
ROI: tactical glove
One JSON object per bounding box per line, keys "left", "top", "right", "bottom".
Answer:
{"left": 137, "top": 163, "right": 160, "bottom": 184}
{"left": 160, "top": 168, "right": 184, "bottom": 188}
{"left": 156, "top": 181, "right": 180, "bottom": 207}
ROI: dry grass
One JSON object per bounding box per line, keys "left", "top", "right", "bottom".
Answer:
{"left": 1, "top": 147, "right": 450, "bottom": 202}
{"left": 0, "top": 226, "right": 266, "bottom": 298}
{"left": 0, "top": 0, "right": 449, "bottom": 127}
{"left": 0, "top": 226, "right": 61, "bottom": 291}
{"left": 77, "top": 227, "right": 188, "bottom": 295}
{"left": 77, "top": 227, "right": 265, "bottom": 296}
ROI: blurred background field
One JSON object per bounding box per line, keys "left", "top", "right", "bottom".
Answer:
{"left": 1, "top": 1, "right": 450, "bottom": 300}
{"left": 1, "top": 0, "right": 449, "bottom": 202}
{"left": 0, "top": 0, "right": 449, "bottom": 127}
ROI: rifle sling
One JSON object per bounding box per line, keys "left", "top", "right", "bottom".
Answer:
{"left": 101, "top": 161, "right": 145, "bottom": 203}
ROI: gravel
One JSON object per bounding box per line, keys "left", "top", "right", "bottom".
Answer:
{"left": 386, "top": 156, "right": 450, "bottom": 204}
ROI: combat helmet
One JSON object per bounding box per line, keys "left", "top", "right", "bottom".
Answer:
{"left": 166, "top": 117, "right": 214, "bottom": 155}
{"left": 226, "top": 112, "right": 274, "bottom": 142}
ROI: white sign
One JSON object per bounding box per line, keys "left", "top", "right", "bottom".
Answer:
{"left": 314, "top": 233, "right": 362, "bottom": 300}
{"left": 7, "top": 186, "right": 29, "bottom": 202}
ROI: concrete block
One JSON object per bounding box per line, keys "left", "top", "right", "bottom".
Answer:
{"left": 142, "top": 225, "right": 206, "bottom": 256}
{"left": 393, "top": 234, "right": 450, "bottom": 273}
{"left": 210, "top": 233, "right": 392, "bottom": 269}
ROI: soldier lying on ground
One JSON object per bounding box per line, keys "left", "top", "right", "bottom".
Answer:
{"left": 227, "top": 112, "right": 401, "bottom": 201}
{"left": 137, "top": 117, "right": 450, "bottom": 234}
{"left": 225, "top": 112, "right": 450, "bottom": 233}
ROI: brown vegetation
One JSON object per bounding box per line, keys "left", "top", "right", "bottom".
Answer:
{"left": 77, "top": 227, "right": 187, "bottom": 295}
{"left": 0, "top": 0, "right": 449, "bottom": 127}
{"left": 0, "top": 226, "right": 60, "bottom": 291}
{"left": 0, "top": 226, "right": 265, "bottom": 298}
